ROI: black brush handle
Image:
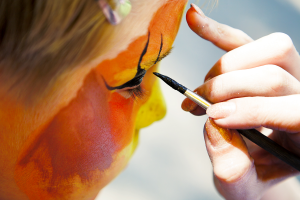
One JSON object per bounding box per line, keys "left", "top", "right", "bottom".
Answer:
{"left": 237, "top": 129, "right": 300, "bottom": 171}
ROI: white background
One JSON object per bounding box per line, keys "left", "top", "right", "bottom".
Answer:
{"left": 98, "top": 0, "right": 300, "bottom": 199}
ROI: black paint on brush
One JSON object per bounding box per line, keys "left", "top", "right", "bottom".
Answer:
{"left": 153, "top": 72, "right": 187, "bottom": 94}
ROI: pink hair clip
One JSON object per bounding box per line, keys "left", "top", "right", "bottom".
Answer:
{"left": 97, "top": 0, "right": 132, "bottom": 25}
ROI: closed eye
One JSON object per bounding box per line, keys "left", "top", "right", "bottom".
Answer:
{"left": 117, "top": 85, "right": 145, "bottom": 100}
{"left": 104, "top": 32, "right": 172, "bottom": 100}
{"left": 115, "top": 47, "right": 172, "bottom": 92}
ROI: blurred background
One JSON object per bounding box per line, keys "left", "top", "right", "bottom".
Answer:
{"left": 98, "top": 0, "right": 300, "bottom": 199}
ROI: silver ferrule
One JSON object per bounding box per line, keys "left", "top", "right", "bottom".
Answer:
{"left": 184, "top": 89, "right": 211, "bottom": 110}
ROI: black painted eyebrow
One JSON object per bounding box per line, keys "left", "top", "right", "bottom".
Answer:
{"left": 154, "top": 34, "right": 163, "bottom": 65}
{"left": 137, "top": 32, "right": 151, "bottom": 74}
{"left": 138, "top": 34, "right": 170, "bottom": 69}
{"left": 104, "top": 32, "right": 164, "bottom": 90}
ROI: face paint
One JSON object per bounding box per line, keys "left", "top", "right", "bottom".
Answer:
{"left": 13, "top": 0, "right": 188, "bottom": 199}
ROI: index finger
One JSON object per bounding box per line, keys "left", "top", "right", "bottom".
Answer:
{"left": 186, "top": 4, "right": 253, "bottom": 52}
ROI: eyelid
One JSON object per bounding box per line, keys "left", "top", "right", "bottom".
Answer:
{"left": 115, "top": 47, "right": 173, "bottom": 93}
{"left": 114, "top": 47, "right": 173, "bottom": 99}
{"left": 116, "top": 84, "right": 141, "bottom": 92}
{"left": 117, "top": 47, "right": 173, "bottom": 90}
{"left": 115, "top": 70, "right": 146, "bottom": 90}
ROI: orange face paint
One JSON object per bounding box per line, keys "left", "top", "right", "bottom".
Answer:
{"left": 14, "top": 0, "right": 188, "bottom": 199}
{"left": 97, "top": 0, "right": 186, "bottom": 87}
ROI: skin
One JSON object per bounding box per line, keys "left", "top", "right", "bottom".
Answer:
{"left": 182, "top": 4, "right": 300, "bottom": 200}
{"left": 0, "top": 0, "right": 188, "bottom": 199}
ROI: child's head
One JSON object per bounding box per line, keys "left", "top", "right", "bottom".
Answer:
{"left": 0, "top": 0, "right": 117, "bottom": 101}
{"left": 0, "top": 0, "right": 188, "bottom": 199}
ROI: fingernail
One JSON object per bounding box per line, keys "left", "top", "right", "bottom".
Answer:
{"left": 190, "top": 3, "right": 205, "bottom": 17}
{"left": 207, "top": 102, "right": 236, "bottom": 119}
{"left": 182, "top": 98, "right": 197, "bottom": 112}
{"left": 205, "top": 118, "right": 233, "bottom": 147}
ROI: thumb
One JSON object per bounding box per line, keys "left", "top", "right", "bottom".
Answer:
{"left": 204, "top": 118, "right": 266, "bottom": 200}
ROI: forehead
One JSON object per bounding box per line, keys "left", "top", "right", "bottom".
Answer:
{"left": 91, "top": 0, "right": 175, "bottom": 65}
{"left": 93, "top": 0, "right": 186, "bottom": 86}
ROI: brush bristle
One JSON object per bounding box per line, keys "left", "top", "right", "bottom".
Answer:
{"left": 152, "top": 72, "right": 187, "bottom": 94}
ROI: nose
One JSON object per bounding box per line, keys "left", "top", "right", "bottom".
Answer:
{"left": 135, "top": 77, "right": 166, "bottom": 130}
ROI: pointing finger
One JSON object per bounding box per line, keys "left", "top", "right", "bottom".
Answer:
{"left": 186, "top": 4, "right": 253, "bottom": 52}
{"left": 182, "top": 64, "right": 300, "bottom": 114}
{"left": 205, "top": 32, "right": 300, "bottom": 81}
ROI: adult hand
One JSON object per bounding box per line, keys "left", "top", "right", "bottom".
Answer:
{"left": 182, "top": 4, "right": 300, "bottom": 200}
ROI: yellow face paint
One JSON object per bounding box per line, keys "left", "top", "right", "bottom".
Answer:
{"left": 135, "top": 64, "right": 166, "bottom": 130}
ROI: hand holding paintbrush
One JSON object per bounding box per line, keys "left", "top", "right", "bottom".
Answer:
{"left": 162, "top": 4, "right": 300, "bottom": 200}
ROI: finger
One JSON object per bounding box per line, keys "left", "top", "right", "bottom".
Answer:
{"left": 182, "top": 65, "right": 300, "bottom": 114}
{"left": 181, "top": 89, "right": 206, "bottom": 115}
{"left": 181, "top": 99, "right": 206, "bottom": 115}
{"left": 204, "top": 118, "right": 265, "bottom": 200}
{"left": 261, "top": 178, "right": 300, "bottom": 200}
{"left": 186, "top": 4, "right": 253, "bottom": 52}
{"left": 200, "top": 65, "right": 300, "bottom": 103}
{"left": 206, "top": 94, "right": 300, "bottom": 134}
{"left": 205, "top": 32, "right": 300, "bottom": 81}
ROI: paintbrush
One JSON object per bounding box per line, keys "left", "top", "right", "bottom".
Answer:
{"left": 153, "top": 72, "right": 300, "bottom": 171}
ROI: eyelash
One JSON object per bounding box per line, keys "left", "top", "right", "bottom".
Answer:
{"left": 115, "top": 47, "right": 173, "bottom": 100}
{"left": 116, "top": 47, "right": 173, "bottom": 100}
{"left": 117, "top": 85, "right": 146, "bottom": 100}
{"left": 126, "top": 85, "right": 145, "bottom": 100}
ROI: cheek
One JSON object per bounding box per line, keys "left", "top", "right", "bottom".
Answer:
{"left": 135, "top": 64, "right": 166, "bottom": 129}
{"left": 15, "top": 71, "right": 138, "bottom": 199}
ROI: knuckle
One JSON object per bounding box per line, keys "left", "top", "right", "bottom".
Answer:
{"left": 194, "top": 84, "right": 204, "bottom": 95}
{"left": 214, "top": 157, "right": 254, "bottom": 183}
{"left": 200, "top": 21, "right": 212, "bottom": 37}
{"left": 217, "top": 25, "right": 225, "bottom": 36}
{"left": 270, "top": 32, "right": 294, "bottom": 60}
{"left": 218, "top": 55, "right": 231, "bottom": 73}
{"left": 242, "top": 98, "right": 261, "bottom": 124}
{"left": 206, "top": 77, "right": 223, "bottom": 102}
{"left": 263, "top": 65, "right": 288, "bottom": 94}
{"left": 215, "top": 25, "right": 226, "bottom": 43}
{"left": 246, "top": 106, "right": 259, "bottom": 125}
{"left": 250, "top": 97, "right": 271, "bottom": 127}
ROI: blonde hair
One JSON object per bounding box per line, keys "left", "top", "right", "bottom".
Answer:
{"left": 195, "top": 0, "right": 219, "bottom": 10}
{"left": 0, "top": 0, "right": 114, "bottom": 102}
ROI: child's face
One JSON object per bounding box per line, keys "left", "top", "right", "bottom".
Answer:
{"left": 13, "top": 0, "right": 188, "bottom": 199}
